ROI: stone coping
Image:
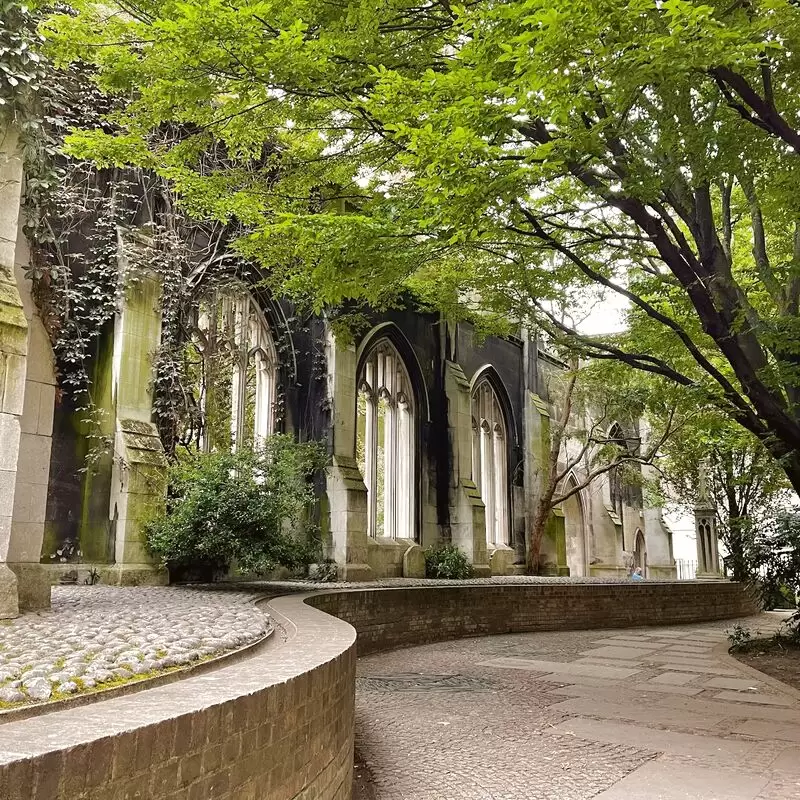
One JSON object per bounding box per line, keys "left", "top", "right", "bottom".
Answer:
{"left": 0, "top": 593, "right": 355, "bottom": 761}
{"left": 236, "top": 574, "right": 698, "bottom": 591}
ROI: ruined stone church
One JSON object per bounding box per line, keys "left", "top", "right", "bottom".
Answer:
{"left": 0, "top": 123, "right": 677, "bottom": 617}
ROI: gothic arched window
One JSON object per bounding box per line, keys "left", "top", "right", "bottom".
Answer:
{"left": 608, "top": 422, "right": 629, "bottom": 546}
{"left": 471, "top": 378, "right": 510, "bottom": 547}
{"left": 193, "top": 287, "right": 277, "bottom": 452}
{"left": 357, "top": 339, "right": 416, "bottom": 539}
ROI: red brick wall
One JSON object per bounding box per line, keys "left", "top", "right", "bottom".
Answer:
{"left": 307, "top": 581, "right": 760, "bottom": 656}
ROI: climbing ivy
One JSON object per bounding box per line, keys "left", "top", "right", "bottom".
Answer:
{"left": 11, "top": 4, "right": 311, "bottom": 465}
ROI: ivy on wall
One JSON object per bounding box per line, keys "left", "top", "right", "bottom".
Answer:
{"left": 8, "top": 4, "right": 304, "bottom": 463}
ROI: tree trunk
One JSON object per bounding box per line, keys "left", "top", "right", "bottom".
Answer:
{"left": 526, "top": 496, "right": 552, "bottom": 574}
{"left": 725, "top": 516, "right": 751, "bottom": 582}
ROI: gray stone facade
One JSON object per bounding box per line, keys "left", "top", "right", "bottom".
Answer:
{"left": 0, "top": 141, "right": 680, "bottom": 601}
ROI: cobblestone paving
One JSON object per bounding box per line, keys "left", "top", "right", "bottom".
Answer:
{"left": 0, "top": 586, "right": 269, "bottom": 706}
{"left": 354, "top": 613, "right": 800, "bottom": 799}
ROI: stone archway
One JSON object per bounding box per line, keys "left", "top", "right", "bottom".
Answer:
{"left": 634, "top": 529, "right": 647, "bottom": 577}
{"left": 562, "top": 478, "right": 588, "bottom": 577}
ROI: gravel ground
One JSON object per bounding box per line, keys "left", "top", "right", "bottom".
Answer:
{"left": 0, "top": 586, "right": 269, "bottom": 706}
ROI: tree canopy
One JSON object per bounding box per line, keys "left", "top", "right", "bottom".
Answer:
{"left": 43, "top": 0, "right": 800, "bottom": 493}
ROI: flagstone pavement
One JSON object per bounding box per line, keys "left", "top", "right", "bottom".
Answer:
{"left": 353, "top": 612, "right": 800, "bottom": 799}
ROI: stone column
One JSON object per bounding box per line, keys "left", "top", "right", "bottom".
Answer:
{"left": 103, "top": 270, "right": 168, "bottom": 585}
{"left": 324, "top": 325, "right": 373, "bottom": 580}
{"left": 8, "top": 236, "right": 57, "bottom": 609}
{"left": 694, "top": 464, "right": 722, "bottom": 579}
{"left": 0, "top": 123, "right": 26, "bottom": 617}
{"left": 694, "top": 503, "right": 722, "bottom": 579}
{"left": 444, "top": 360, "right": 490, "bottom": 576}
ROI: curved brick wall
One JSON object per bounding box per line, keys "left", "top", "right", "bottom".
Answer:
{"left": 0, "top": 594, "right": 356, "bottom": 800}
{"left": 0, "top": 580, "right": 758, "bottom": 800}
{"left": 306, "top": 580, "right": 760, "bottom": 656}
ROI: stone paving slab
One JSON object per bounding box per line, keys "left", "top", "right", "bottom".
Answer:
{"left": 549, "top": 682, "right": 704, "bottom": 700}
{"left": 594, "top": 759, "right": 768, "bottom": 799}
{"left": 768, "top": 745, "right": 800, "bottom": 773}
{"left": 0, "top": 586, "right": 268, "bottom": 706}
{"left": 574, "top": 656, "right": 647, "bottom": 668}
{"left": 592, "top": 637, "right": 669, "bottom": 648}
{"left": 477, "top": 657, "right": 641, "bottom": 679}
{"left": 649, "top": 671, "right": 701, "bottom": 686}
{"left": 581, "top": 645, "right": 660, "bottom": 660}
{"left": 713, "top": 690, "right": 796, "bottom": 707}
{"left": 658, "top": 694, "right": 800, "bottom": 724}
{"left": 648, "top": 654, "right": 717, "bottom": 665}
{"left": 356, "top": 613, "right": 795, "bottom": 799}
{"left": 704, "top": 677, "right": 764, "bottom": 691}
{"left": 652, "top": 662, "right": 740, "bottom": 676}
{"left": 548, "top": 717, "right": 756, "bottom": 757}
{"left": 735, "top": 719, "right": 800, "bottom": 743}
{"left": 550, "top": 697, "right": 727, "bottom": 731}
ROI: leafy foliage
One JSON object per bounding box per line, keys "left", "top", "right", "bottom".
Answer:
{"left": 0, "top": 0, "right": 47, "bottom": 118}
{"left": 424, "top": 544, "right": 474, "bottom": 580}
{"left": 145, "top": 434, "right": 328, "bottom": 576}
{"left": 43, "top": 0, "right": 800, "bottom": 494}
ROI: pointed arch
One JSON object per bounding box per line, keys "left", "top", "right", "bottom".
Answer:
{"left": 357, "top": 322, "right": 430, "bottom": 422}
{"left": 634, "top": 529, "right": 647, "bottom": 577}
{"left": 607, "top": 421, "right": 628, "bottom": 547}
{"left": 561, "top": 472, "right": 589, "bottom": 577}
{"left": 470, "top": 370, "right": 512, "bottom": 547}
{"left": 193, "top": 285, "right": 278, "bottom": 452}
{"left": 356, "top": 334, "right": 419, "bottom": 540}
{"left": 469, "top": 364, "right": 517, "bottom": 447}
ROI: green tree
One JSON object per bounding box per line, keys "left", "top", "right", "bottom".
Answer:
{"left": 646, "top": 394, "right": 793, "bottom": 580}
{"left": 45, "top": 0, "right": 800, "bottom": 494}
{"left": 528, "top": 360, "right": 673, "bottom": 572}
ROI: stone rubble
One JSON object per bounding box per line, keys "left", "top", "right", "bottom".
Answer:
{"left": 0, "top": 586, "right": 269, "bottom": 707}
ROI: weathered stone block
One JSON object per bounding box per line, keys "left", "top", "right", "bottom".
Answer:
{"left": 0, "top": 563, "right": 18, "bottom": 618}
{"left": 6, "top": 563, "right": 50, "bottom": 610}
{"left": 402, "top": 544, "right": 426, "bottom": 578}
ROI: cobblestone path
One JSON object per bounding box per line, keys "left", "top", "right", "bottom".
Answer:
{"left": 354, "top": 613, "right": 800, "bottom": 799}
{"left": 0, "top": 586, "right": 268, "bottom": 706}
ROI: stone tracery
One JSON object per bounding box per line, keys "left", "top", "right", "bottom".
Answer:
{"left": 471, "top": 378, "right": 510, "bottom": 547}
{"left": 357, "top": 338, "right": 416, "bottom": 540}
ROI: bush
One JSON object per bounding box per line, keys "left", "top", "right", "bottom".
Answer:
{"left": 424, "top": 544, "right": 474, "bottom": 579}
{"left": 145, "top": 435, "right": 327, "bottom": 578}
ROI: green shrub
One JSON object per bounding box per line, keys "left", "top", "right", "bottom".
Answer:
{"left": 726, "top": 623, "right": 753, "bottom": 651}
{"left": 145, "top": 435, "right": 327, "bottom": 577}
{"left": 424, "top": 544, "right": 474, "bottom": 579}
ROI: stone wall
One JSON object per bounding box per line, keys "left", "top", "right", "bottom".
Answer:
{"left": 307, "top": 581, "right": 760, "bottom": 656}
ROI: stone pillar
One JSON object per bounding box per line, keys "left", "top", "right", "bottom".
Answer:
{"left": 324, "top": 326, "right": 373, "bottom": 580}
{"left": 0, "top": 123, "right": 26, "bottom": 617}
{"left": 103, "top": 271, "right": 168, "bottom": 585}
{"left": 694, "top": 503, "right": 722, "bottom": 579}
{"left": 8, "top": 237, "right": 57, "bottom": 609}
{"left": 443, "top": 360, "right": 490, "bottom": 576}
{"left": 694, "top": 464, "right": 722, "bottom": 580}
